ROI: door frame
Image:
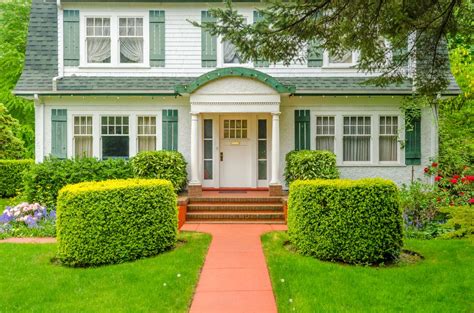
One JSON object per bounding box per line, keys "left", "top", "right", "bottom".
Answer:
{"left": 200, "top": 113, "right": 271, "bottom": 188}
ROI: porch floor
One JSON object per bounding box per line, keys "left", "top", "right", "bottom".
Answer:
{"left": 182, "top": 223, "right": 287, "bottom": 313}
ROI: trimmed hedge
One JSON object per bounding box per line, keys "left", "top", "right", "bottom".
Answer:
{"left": 0, "top": 159, "right": 33, "bottom": 197}
{"left": 131, "top": 151, "right": 188, "bottom": 192}
{"left": 288, "top": 178, "right": 402, "bottom": 264}
{"left": 23, "top": 158, "right": 133, "bottom": 207}
{"left": 284, "top": 150, "right": 339, "bottom": 185}
{"left": 57, "top": 179, "right": 178, "bottom": 266}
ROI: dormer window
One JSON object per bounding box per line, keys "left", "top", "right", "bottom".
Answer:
{"left": 86, "top": 17, "right": 111, "bottom": 63}
{"left": 119, "top": 17, "right": 144, "bottom": 63}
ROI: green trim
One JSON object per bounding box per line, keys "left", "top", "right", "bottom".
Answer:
{"left": 295, "top": 110, "right": 310, "bottom": 150}
{"left": 175, "top": 67, "right": 295, "bottom": 94}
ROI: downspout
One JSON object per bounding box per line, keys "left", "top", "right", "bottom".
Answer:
{"left": 53, "top": 0, "right": 63, "bottom": 92}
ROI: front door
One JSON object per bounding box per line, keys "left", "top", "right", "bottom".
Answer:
{"left": 219, "top": 116, "right": 253, "bottom": 187}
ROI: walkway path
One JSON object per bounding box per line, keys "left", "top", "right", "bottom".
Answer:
{"left": 0, "top": 237, "right": 56, "bottom": 244}
{"left": 181, "top": 223, "right": 287, "bottom": 313}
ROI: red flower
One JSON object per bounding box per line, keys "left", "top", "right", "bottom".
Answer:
{"left": 461, "top": 177, "right": 468, "bottom": 183}
{"left": 469, "top": 198, "right": 474, "bottom": 204}
{"left": 450, "top": 178, "right": 458, "bottom": 184}
{"left": 435, "top": 176, "right": 442, "bottom": 182}
{"left": 467, "top": 176, "right": 474, "bottom": 181}
{"left": 424, "top": 167, "right": 429, "bottom": 173}
{"left": 432, "top": 162, "right": 438, "bottom": 167}
{"left": 453, "top": 175, "right": 460, "bottom": 179}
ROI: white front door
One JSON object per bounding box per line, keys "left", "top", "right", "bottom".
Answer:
{"left": 219, "top": 116, "right": 254, "bottom": 187}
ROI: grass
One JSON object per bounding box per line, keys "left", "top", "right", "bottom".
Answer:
{"left": 262, "top": 231, "right": 474, "bottom": 313}
{"left": 0, "top": 231, "right": 211, "bottom": 313}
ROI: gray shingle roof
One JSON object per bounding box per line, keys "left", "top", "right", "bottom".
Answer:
{"left": 15, "top": 0, "right": 58, "bottom": 92}
{"left": 15, "top": 0, "right": 461, "bottom": 96}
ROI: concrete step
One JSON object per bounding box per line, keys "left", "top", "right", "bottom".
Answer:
{"left": 186, "top": 211, "right": 285, "bottom": 222}
{"left": 188, "top": 197, "right": 283, "bottom": 204}
{"left": 187, "top": 203, "right": 283, "bottom": 212}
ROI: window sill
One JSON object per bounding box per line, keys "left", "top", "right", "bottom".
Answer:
{"left": 338, "top": 163, "right": 406, "bottom": 167}
{"left": 321, "top": 64, "right": 357, "bottom": 69}
{"left": 78, "top": 65, "right": 151, "bottom": 69}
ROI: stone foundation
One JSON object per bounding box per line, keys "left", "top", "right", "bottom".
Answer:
{"left": 269, "top": 184, "right": 283, "bottom": 196}
{"left": 188, "top": 184, "right": 202, "bottom": 197}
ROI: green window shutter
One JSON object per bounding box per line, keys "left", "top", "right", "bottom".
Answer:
{"left": 51, "top": 109, "right": 67, "bottom": 158}
{"left": 201, "top": 11, "right": 217, "bottom": 67}
{"left": 295, "top": 110, "right": 311, "bottom": 150}
{"left": 308, "top": 40, "right": 323, "bottom": 67}
{"left": 63, "top": 10, "right": 80, "bottom": 66}
{"left": 150, "top": 10, "right": 165, "bottom": 67}
{"left": 253, "top": 11, "right": 269, "bottom": 68}
{"left": 162, "top": 109, "right": 178, "bottom": 151}
{"left": 405, "top": 116, "right": 421, "bottom": 165}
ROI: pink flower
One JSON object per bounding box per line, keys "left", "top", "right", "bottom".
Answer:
{"left": 469, "top": 198, "right": 474, "bottom": 204}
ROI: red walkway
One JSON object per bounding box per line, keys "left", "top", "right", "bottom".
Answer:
{"left": 181, "top": 223, "right": 287, "bottom": 313}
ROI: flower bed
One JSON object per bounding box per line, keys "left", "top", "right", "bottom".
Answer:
{"left": 0, "top": 202, "right": 56, "bottom": 239}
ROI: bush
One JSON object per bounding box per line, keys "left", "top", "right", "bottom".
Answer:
{"left": 439, "top": 206, "right": 474, "bottom": 239}
{"left": 288, "top": 178, "right": 402, "bottom": 264}
{"left": 400, "top": 181, "right": 440, "bottom": 229}
{"left": 131, "top": 151, "right": 188, "bottom": 192}
{"left": 23, "top": 158, "right": 133, "bottom": 207}
{"left": 0, "top": 159, "right": 33, "bottom": 197}
{"left": 284, "top": 150, "right": 339, "bottom": 186}
{"left": 57, "top": 179, "right": 178, "bottom": 266}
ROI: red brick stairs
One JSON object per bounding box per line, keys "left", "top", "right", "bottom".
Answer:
{"left": 186, "top": 195, "right": 285, "bottom": 224}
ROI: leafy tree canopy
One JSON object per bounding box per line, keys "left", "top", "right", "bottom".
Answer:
{"left": 0, "top": 103, "right": 26, "bottom": 160}
{"left": 196, "top": 0, "right": 473, "bottom": 96}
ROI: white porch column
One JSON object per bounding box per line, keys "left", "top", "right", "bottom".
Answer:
{"left": 190, "top": 112, "right": 200, "bottom": 184}
{"left": 34, "top": 94, "right": 44, "bottom": 163}
{"left": 270, "top": 112, "right": 281, "bottom": 186}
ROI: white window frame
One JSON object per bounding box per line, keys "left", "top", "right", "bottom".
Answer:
{"left": 315, "top": 115, "right": 336, "bottom": 153}
{"left": 342, "top": 115, "right": 372, "bottom": 164}
{"left": 80, "top": 11, "right": 149, "bottom": 68}
{"left": 323, "top": 50, "right": 359, "bottom": 68}
{"left": 118, "top": 16, "right": 145, "bottom": 65}
{"left": 100, "top": 114, "right": 131, "bottom": 159}
{"left": 218, "top": 16, "right": 252, "bottom": 68}
{"left": 136, "top": 115, "right": 158, "bottom": 153}
{"left": 73, "top": 114, "right": 94, "bottom": 158}
{"left": 378, "top": 115, "right": 401, "bottom": 164}
{"left": 85, "top": 17, "right": 112, "bottom": 65}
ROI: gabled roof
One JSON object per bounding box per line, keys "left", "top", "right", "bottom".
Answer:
{"left": 14, "top": 0, "right": 462, "bottom": 97}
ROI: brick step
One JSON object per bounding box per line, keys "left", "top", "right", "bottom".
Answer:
{"left": 186, "top": 211, "right": 285, "bottom": 221}
{"left": 187, "top": 203, "right": 283, "bottom": 212}
{"left": 186, "top": 220, "right": 287, "bottom": 224}
{"left": 188, "top": 197, "right": 283, "bottom": 204}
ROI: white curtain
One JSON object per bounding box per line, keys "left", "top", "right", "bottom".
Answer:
{"left": 138, "top": 136, "right": 156, "bottom": 152}
{"left": 224, "top": 41, "right": 239, "bottom": 63}
{"left": 316, "top": 137, "right": 335, "bottom": 152}
{"left": 120, "top": 38, "right": 143, "bottom": 63}
{"left": 379, "top": 136, "right": 397, "bottom": 161}
{"left": 87, "top": 38, "right": 110, "bottom": 63}
{"left": 343, "top": 136, "right": 370, "bottom": 161}
{"left": 74, "top": 136, "right": 93, "bottom": 158}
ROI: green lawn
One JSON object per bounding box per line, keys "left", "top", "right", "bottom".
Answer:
{"left": 262, "top": 231, "right": 473, "bottom": 313}
{"left": 0, "top": 232, "right": 211, "bottom": 313}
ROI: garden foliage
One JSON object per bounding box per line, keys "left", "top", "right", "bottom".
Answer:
{"left": 57, "top": 179, "right": 178, "bottom": 267}
{"left": 284, "top": 150, "right": 339, "bottom": 186}
{"left": 0, "top": 159, "right": 33, "bottom": 197}
{"left": 131, "top": 151, "right": 188, "bottom": 192}
{"left": 23, "top": 157, "right": 133, "bottom": 207}
{"left": 439, "top": 206, "right": 473, "bottom": 239}
{"left": 288, "top": 178, "right": 402, "bottom": 264}
{"left": 0, "top": 202, "right": 55, "bottom": 239}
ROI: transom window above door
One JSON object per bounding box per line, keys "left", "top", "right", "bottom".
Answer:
{"left": 223, "top": 119, "right": 247, "bottom": 139}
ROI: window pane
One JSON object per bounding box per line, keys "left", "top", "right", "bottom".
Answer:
{"left": 138, "top": 136, "right": 156, "bottom": 152}
{"left": 316, "top": 136, "right": 334, "bottom": 152}
{"left": 204, "top": 160, "right": 213, "bottom": 180}
{"left": 204, "top": 140, "right": 213, "bottom": 159}
{"left": 120, "top": 38, "right": 144, "bottom": 63}
{"left": 87, "top": 38, "right": 111, "bottom": 63}
{"left": 74, "top": 136, "right": 93, "bottom": 158}
{"left": 380, "top": 136, "right": 397, "bottom": 161}
{"left": 343, "top": 136, "right": 370, "bottom": 161}
{"left": 258, "top": 160, "right": 267, "bottom": 180}
{"left": 258, "top": 140, "right": 267, "bottom": 159}
{"left": 204, "top": 119, "right": 213, "bottom": 138}
{"left": 102, "top": 136, "right": 129, "bottom": 158}
{"left": 258, "top": 120, "right": 267, "bottom": 139}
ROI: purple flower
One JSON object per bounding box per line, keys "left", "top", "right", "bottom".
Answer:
{"left": 24, "top": 216, "right": 38, "bottom": 228}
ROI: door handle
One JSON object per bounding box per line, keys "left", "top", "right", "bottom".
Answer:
{"left": 220, "top": 152, "right": 223, "bottom": 161}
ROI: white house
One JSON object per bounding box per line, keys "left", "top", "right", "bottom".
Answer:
{"left": 15, "top": 0, "right": 460, "bottom": 196}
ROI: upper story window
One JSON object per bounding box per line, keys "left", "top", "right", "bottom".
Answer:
{"left": 328, "top": 51, "right": 353, "bottom": 64}
{"left": 223, "top": 41, "right": 243, "bottom": 64}
{"left": 86, "top": 17, "right": 111, "bottom": 63}
{"left": 119, "top": 17, "right": 144, "bottom": 63}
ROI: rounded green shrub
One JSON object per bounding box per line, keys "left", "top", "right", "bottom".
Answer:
{"left": 57, "top": 179, "right": 178, "bottom": 267}
{"left": 23, "top": 157, "right": 133, "bottom": 207}
{"left": 284, "top": 150, "right": 339, "bottom": 186}
{"left": 288, "top": 178, "right": 402, "bottom": 264}
{"left": 0, "top": 159, "right": 33, "bottom": 197}
{"left": 131, "top": 151, "right": 188, "bottom": 192}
